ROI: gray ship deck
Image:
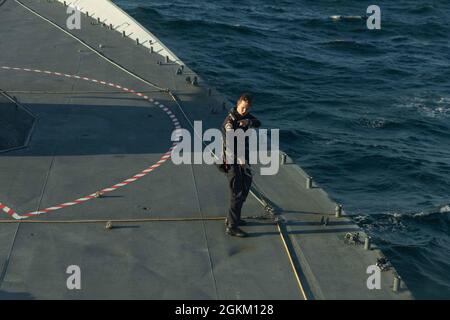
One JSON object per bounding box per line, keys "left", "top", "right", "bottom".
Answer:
{"left": 0, "top": 0, "right": 413, "bottom": 299}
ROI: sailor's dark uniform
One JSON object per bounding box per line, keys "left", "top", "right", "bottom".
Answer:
{"left": 221, "top": 108, "right": 261, "bottom": 228}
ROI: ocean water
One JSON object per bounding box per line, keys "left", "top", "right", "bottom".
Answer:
{"left": 114, "top": 0, "right": 450, "bottom": 299}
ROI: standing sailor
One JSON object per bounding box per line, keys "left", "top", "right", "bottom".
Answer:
{"left": 221, "top": 93, "right": 261, "bottom": 237}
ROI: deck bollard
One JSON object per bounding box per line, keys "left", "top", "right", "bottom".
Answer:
{"left": 364, "top": 237, "right": 371, "bottom": 250}
{"left": 393, "top": 276, "right": 401, "bottom": 292}
{"left": 281, "top": 153, "right": 287, "bottom": 165}
{"left": 105, "top": 221, "right": 113, "bottom": 230}
{"left": 306, "top": 176, "right": 313, "bottom": 189}
{"left": 335, "top": 204, "right": 343, "bottom": 218}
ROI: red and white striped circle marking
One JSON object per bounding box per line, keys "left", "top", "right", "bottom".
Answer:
{"left": 0, "top": 65, "right": 182, "bottom": 220}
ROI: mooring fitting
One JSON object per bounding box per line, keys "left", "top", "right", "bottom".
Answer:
{"left": 364, "top": 237, "right": 371, "bottom": 250}
{"left": 191, "top": 76, "right": 198, "bottom": 86}
{"left": 105, "top": 221, "right": 113, "bottom": 230}
{"left": 306, "top": 176, "right": 313, "bottom": 189}
{"left": 335, "top": 204, "right": 343, "bottom": 218}
{"left": 393, "top": 275, "right": 401, "bottom": 292}
{"left": 281, "top": 153, "right": 287, "bottom": 165}
{"left": 94, "top": 191, "right": 103, "bottom": 198}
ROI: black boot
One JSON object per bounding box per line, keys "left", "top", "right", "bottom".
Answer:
{"left": 226, "top": 226, "right": 248, "bottom": 238}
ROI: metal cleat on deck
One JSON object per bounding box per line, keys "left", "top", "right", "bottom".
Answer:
{"left": 344, "top": 232, "right": 361, "bottom": 245}
{"left": 105, "top": 221, "right": 113, "bottom": 230}
{"left": 376, "top": 257, "right": 391, "bottom": 272}
{"left": 94, "top": 191, "right": 103, "bottom": 198}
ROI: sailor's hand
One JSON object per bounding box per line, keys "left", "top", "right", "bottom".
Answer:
{"left": 237, "top": 157, "right": 246, "bottom": 166}
{"left": 238, "top": 119, "right": 250, "bottom": 127}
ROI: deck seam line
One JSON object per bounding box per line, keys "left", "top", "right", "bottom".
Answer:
{"left": 0, "top": 66, "right": 181, "bottom": 219}
{"left": 189, "top": 164, "right": 220, "bottom": 300}
{"left": 0, "top": 223, "right": 21, "bottom": 288}
{"left": 34, "top": 149, "right": 56, "bottom": 216}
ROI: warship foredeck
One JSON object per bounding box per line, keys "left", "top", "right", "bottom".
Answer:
{"left": 0, "top": 0, "right": 413, "bottom": 299}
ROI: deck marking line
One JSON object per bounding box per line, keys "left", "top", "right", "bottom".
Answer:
{"left": 0, "top": 65, "right": 183, "bottom": 220}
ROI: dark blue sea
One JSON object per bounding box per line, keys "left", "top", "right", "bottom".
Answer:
{"left": 114, "top": 0, "right": 450, "bottom": 299}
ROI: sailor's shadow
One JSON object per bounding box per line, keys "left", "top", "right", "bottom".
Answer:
{"left": 287, "top": 227, "right": 360, "bottom": 235}
{"left": 246, "top": 227, "right": 360, "bottom": 237}
{"left": 286, "top": 220, "right": 354, "bottom": 227}
{"left": 275, "top": 209, "right": 335, "bottom": 216}
{"left": 246, "top": 231, "right": 279, "bottom": 238}
{"left": 244, "top": 197, "right": 359, "bottom": 236}
{"left": 239, "top": 220, "right": 276, "bottom": 227}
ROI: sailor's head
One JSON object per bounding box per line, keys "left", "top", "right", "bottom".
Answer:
{"left": 236, "top": 93, "right": 253, "bottom": 116}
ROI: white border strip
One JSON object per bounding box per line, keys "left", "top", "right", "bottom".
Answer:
{"left": 56, "top": 0, "right": 182, "bottom": 64}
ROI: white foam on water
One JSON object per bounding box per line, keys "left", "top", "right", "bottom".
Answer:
{"left": 395, "top": 96, "right": 450, "bottom": 119}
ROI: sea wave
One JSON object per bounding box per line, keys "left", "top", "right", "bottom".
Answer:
{"left": 395, "top": 96, "right": 450, "bottom": 119}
